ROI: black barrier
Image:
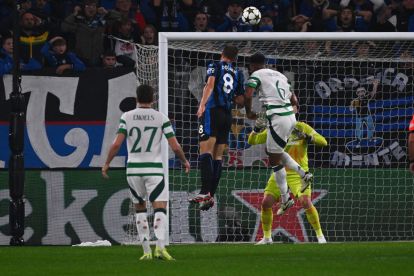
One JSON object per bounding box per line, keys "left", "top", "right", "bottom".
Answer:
{"left": 9, "top": 154, "right": 24, "bottom": 199}
{"left": 9, "top": 199, "right": 25, "bottom": 245}
{"left": 9, "top": 112, "right": 25, "bottom": 154}
{"left": 9, "top": 93, "right": 25, "bottom": 113}
{"left": 8, "top": 0, "right": 25, "bottom": 245}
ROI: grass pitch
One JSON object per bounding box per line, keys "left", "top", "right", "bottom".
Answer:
{"left": 1, "top": 242, "right": 413, "bottom": 276}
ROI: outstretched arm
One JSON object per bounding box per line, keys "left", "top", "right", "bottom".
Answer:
{"left": 296, "top": 122, "right": 328, "bottom": 147}
{"left": 248, "top": 129, "right": 268, "bottom": 145}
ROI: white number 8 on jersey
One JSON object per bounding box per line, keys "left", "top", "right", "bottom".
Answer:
{"left": 222, "top": 73, "right": 234, "bottom": 94}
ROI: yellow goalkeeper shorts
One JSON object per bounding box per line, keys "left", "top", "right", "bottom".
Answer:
{"left": 264, "top": 173, "right": 311, "bottom": 199}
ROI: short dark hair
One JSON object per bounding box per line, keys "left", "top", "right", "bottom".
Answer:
{"left": 0, "top": 31, "right": 12, "bottom": 46}
{"left": 222, "top": 44, "right": 238, "bottom": 61}
{"left": 102, "top": 49, "right": 116, "bottom": 58}
{"left": 136, "top": 84, "right": 154, "bottom": 104}
{"left": 250, "top": 52, "right": 266, "bottom": 65}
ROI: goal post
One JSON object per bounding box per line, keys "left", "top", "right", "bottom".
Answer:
{"left": 153, "top": 32, "right": 414, "bottom": 244}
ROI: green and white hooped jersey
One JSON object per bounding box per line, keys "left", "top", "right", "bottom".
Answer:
{"left": 247, "top": 69, "right": 294, "bottom": 118}
{"left": 117, "top": 107, "right": 175, "bottom": 176}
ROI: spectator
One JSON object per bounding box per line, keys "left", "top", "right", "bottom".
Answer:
{"left": 372, "top": 4, "right": 397, "bottom": 31}
{"left": 31, "top": 0, "right": 52, "bottom": 17}
{"left": 198, "top": 0, "right": 226, "bottom": 28}
{"left": 108, "top": 17, "right": 140, "bottom": 67}
{"left": 299, "top": 0, "right": 338, "bottom": 31}
{"left": 258, "top": 12, "right": 275, "bottom": 31}
{"left": 257, "top": 0, "right": 292, "bottom": 31}
{"left": 30, "top": 0, "right": 63, "bottom": 34}
{"left": 138, "top": 0, "right": 158, "bottom": 26}
{"left": 114, "top": 0, "right": 146, "bottom": 33}
{"left": 101, "top": 50, "right": 120, "bottom": 68}
{"left": 61, "top": 0, "right": 121, "bottom": 66}
{"left": 19, "top": 0, "right": 32, "bottom": 12}
{"left": 352, "top": 40, "right": 376, "bottom": 58}
{"left": 216, "top": 0, "right": 253, "bottom": 32}
{"left": 41, "top": 36, "right": 85, "bottom": 74}
{"left": 348, "top": 0, "right": 374, "bottom": 31}
{"left": 398, "top": 49, "right": 414, "bottom": 70}
{"left": 0, "top": 0, "right": 13, "bottom": 34}
{"left": 303, "top": 40, "right": 323, "bottom": 57}
{"left": 0, "top": 32, "right": 42, "bottom": 76}
{"left": 193, "top": 11, "right": 214, "bottom": 32}
{"left": 336, "top": 5, "right": 356, "bottom": 31}
{"left": 140, "top": 24, "right": 158, "bottom": 45}
{"left": 289, "top": 14, "right": 311, "bottom": 31}
{"left": 396, "top": 0, "right": 414, "bottom": 31}
{"left": 153, "top": 0, "right": 190, "bottom": 32}
{"left": 19, "top": 11, "right": 50, "bottom": 63}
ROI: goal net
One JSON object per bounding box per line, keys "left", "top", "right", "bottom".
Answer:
{"left": 129, "top": 33, "right": 414, "bottom": 243}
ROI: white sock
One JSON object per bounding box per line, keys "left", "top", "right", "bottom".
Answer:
{"left": 273, "top": 166, "right": 289, "bottom": 203}
{"left": 154, "top": 209, "right": 167, "bottom": 249}
{"left": 135, "top": 212, "right": 151, "bottom": 254}
{"left": 280, "top": 152, "right": 305, "bottom": 177}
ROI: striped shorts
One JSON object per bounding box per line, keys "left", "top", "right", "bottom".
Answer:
{"left": 266, "top": 114, "right": 296, "bottom": 153}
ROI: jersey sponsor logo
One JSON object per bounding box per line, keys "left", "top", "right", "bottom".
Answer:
{"left": 207, "top": 67, "right": 215, "bottom": 75}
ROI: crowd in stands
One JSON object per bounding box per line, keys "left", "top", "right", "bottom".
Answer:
{"left": 0, "top": 0, "right": 413, "bottom": 73}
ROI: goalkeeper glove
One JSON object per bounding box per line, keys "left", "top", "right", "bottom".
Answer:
{"left": 253, "top": 116, "right": 267, "bottom": 133}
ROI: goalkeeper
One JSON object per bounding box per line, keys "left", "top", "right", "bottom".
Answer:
{"left": 249, "top": 116, "right": 328, "bottom": 244}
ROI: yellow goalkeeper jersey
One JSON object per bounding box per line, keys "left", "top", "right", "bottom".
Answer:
{"left": 248, "top": 122, "right": 327, "bottom": 175}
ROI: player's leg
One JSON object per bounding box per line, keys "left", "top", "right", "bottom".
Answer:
{"left": 289, "top": 175, "right": 326, "bottom": 244}
{"left": 299, "top": 196, "right": 326, "bottom": 244}
{"left": 128, "top": 176, "right": 152, "bottom": 260}
{"left": 256, "top": 174, "right": 279, "bottom": 245}
{"left": 200, "top": 108, "right": 231, "bottom": 211}
{"left": 211, "top": 143, "right": 225, "bottom": 196}
{"left": 268, "top": 115, "right": 312, "bottom": 192}
{"left": 199, "top": 143, "right": 225, "bottom": 211}
{"left": 211, "top": 107, "right": 231, "bottom": 196}
{"left": 147, "top": 176, "right": 175, "bottom": 260}
{"left": 190, "top": 108, "right": 216, "bottom": 203}
{"left": 267, "top": 115, "right": 295, "bottom": 208}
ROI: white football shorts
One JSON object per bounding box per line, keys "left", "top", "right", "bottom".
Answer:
{"left": 266, "top": 114, "right": 296, "bottom": 153}
{"left": 127, "top": 175, "right": 167, "bottom": 203}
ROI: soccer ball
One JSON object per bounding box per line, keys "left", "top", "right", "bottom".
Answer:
{"left": 242, "top": 6, "right": 261, "bottom": 26}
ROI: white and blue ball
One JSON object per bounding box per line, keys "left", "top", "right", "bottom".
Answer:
{"left": 242, "top": 6, "right": 261, "bottom": 26}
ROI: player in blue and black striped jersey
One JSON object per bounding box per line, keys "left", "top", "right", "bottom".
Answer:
{"left": 189, "top": 44, "right": 254, "bottom": 211}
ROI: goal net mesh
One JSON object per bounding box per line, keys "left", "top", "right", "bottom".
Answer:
{"left": 127, "top": 39, "right": 414, "bottom": 243}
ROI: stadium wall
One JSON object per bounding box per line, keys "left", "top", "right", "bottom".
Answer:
{"left": 0, "top": 169, "right": 413, "bottom": 245}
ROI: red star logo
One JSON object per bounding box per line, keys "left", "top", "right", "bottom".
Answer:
{"left": 232, "top": 189, "right": 327, "bottom": 242}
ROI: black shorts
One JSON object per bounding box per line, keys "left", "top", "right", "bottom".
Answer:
{"left": 199, "top": 107, "right": 232, "bottom": 144}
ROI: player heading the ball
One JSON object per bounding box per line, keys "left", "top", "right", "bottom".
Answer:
{"left": 189, "top": 44, "right": 255, "bottom": 211}
{"left": 245, "top": 52, "right": 313, "bottom": 215}
{"left": 102, "top": 84, "right": 190, "bottom": 261}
